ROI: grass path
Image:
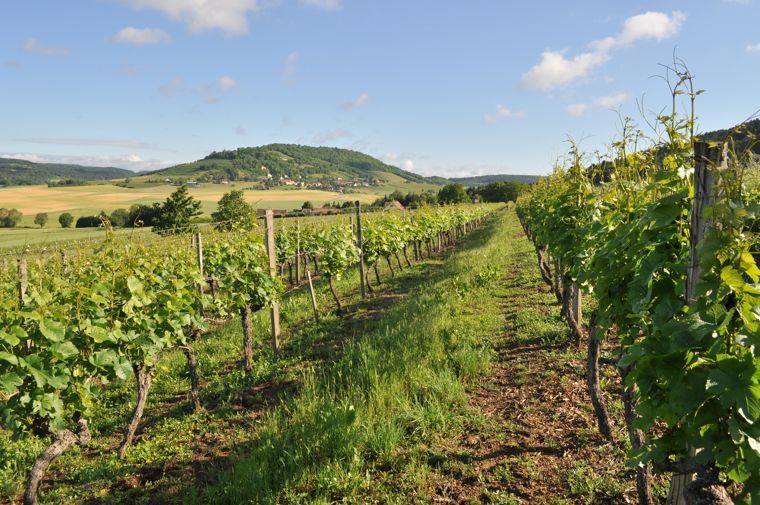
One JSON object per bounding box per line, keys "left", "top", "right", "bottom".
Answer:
{"left": 2, "top": 208, "right": 509, "bottom": 504}
{"left": 427, "top": 219, "right": 671, "bottom": 504}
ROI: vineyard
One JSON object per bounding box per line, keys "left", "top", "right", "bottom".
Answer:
{"left": 0, "top": 203, "right": 494, "bottom": 504}
{"left": 516, "top": 67, "right": 760, "bottom": 503}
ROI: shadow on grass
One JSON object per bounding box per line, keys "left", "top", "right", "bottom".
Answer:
{"left": 67, "top": 215, "right": 506, "bottom": 505}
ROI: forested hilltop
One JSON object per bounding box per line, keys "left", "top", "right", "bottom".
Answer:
{"left": 148, "top": 144, "right": 436, "bottom": 186}
{"left": 0, "top": 158, "right": 134, "bottom": 187}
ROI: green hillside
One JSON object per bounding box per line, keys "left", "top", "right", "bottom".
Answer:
{"left": 0, "top": 158, "right": 135, "bottom": 187}
{"left": 147, "top": 144, "right": 439, "bottom": 186}
{"left": 448, "top": 174, "right": 539, "bottom": 186}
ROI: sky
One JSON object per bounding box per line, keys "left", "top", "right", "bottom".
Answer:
{"left": 1, "top": 0, "right": 759, "bottom": 177}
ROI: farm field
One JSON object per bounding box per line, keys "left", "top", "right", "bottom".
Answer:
{"left": 0, "top": 178, "right": 436, "bottom": 249}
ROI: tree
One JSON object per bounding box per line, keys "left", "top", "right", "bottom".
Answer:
{"left": 109, "top": 209, "right": 130, "bottom": 228}
{"left": 212, "top": 190, "right": 256, "bottom": 231}
{"left": 0, "top": 208, "right": 23, "bottom": 228}
{"left": 34, "top": 213, "right": 49, "bottom": 228}
{"left": 154, "top": 185, "right": 202, "bottom": 234}
{"left": 477, "top": 181, "right": 524, "bottom": 203}
{"left": 437, "top": 183, "right": 469, "bottom": 204}
{"left": 76, "top": 216, "right": 101, "bottom": 228}
{"left": 58, "top": 212, "right": 74, "bottom": 228}
{"left": 301, "top": 201, "right": 314, "bottom": 210}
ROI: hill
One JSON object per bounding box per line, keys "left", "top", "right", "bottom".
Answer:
{"left": 148, "top": 144, "right": 439, "bottom": 188}
{"left": 0, "top": 158, "right": 135, "bottom": 187}
{"left": 448, "top": 174, "right": 539, "bottom": 186}
{"left": 699, "top": 118, "right": 760, "bottom": 155}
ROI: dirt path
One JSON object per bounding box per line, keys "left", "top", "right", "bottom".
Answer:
{"left": 432, "top": 232, "right": 648, "bottom": 504}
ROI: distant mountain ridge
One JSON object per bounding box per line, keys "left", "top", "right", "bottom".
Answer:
{"left": 0, "top": 158, "right": 135, "bottom": 187}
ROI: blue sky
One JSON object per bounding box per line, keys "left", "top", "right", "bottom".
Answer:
{"left": 1, "top": 0, "right": 759, "bottom": 177}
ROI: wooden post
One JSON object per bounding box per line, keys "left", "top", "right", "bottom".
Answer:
{"left": 195, "top": 232, "right": 204, "bottom": 281}
{"left": 668, "top": 141, "right": 726, "bottom": 505}
{"left": 355, "top": 201, "right": 366, "bottom": 298}
{"left": 18, "top": 259, "right": 27, "bottom": 304}
{"left": 264, "top": 210, "right": 282, "bottom": 354}
{"left": 295, "top": 220, "right": 301, "bottom": 284}
{"left": 60, "top": 251, "right": 67, "bottom": 275}
{"left": 194, "top": 232, "right": 205, "bottom": 317}
{"left": 306, "top": 271, "right": 319, "bottom": 323}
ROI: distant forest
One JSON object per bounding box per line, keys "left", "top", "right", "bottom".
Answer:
{"left": 448, "top": 174, "right": 539, "bottom": 186}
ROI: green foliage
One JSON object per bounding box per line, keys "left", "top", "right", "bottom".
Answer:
{"left": 58, "top": 212, "right": 74, "bottom": 229}
{"left": 301, "top": 200, "right": 314, "bottom": 210}
{"left": 75, "top": 216, "right": 101, "bottom": 228}
{"left": 211, "top": 190, "right": 256, "bottom": 231}
{"left": 438, "top": 183, "right": 469, "bottom": 204}
{"left": 108, "top": 208, "right": 129, "bottom": 228}
{"left": 34, "top": 213, "right": 49, "bottom": 228}
{"left": 517, "top": 65, "right": 760, "bottom": 498}
{"left": 0, "top": 208, "right": 23, "bottom": 228}
{"left": 475, "top": 181, "right": 526, "bottom": 203}
{"left": 153, "top": 185, "right": 202, "bottom": 234}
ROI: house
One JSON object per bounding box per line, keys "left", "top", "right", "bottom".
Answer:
{"left": 383, "top": 200, "right": 405, "bottom": 212}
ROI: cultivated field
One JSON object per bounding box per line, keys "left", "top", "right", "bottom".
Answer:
{"left": 0, "top": 176, "right": 437, "bottom": 248}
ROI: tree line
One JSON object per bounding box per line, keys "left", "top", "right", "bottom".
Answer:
{"left": 371, "top": 180, "right": 527, "bottom": 208}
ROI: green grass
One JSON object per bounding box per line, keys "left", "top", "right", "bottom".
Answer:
{"left": 1, "top": 209, "right": 514, "bottom": 504}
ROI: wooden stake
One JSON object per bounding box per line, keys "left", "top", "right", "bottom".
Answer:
{"left": 306, "top": 271, "right": 319, "bottom": 322}
{"left": 355, "top": 201, "right": 366, "bottom": 298}
{"left": 264, "top": 210, "right": 282, "bottom": 354}
{"left": 195, "top": 232, "right": 204, "bottom": 282}
{"left": 295, "top": 219, "right": 301, "bottom": 283}
{"left": 18, "top": 259, "right": 27, "bottom": 304}
{"left": 668, "top": 141, "right": 726, "bottom": 505}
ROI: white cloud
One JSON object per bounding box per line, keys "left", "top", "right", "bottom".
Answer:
{"left": 595, "top": 93, "right": 627, "bottom": 109}
{"left": 522, "top": 11, "right": 685, "bottom": 90}
{"left": 117, "top": 0, "right": 263, "bottom": 34}
{"left": 565, "top": 103, "right": 591, "bottom": 117}
{"left": 1, "top": 152, "right": 173, "bottom": 172}
{"left": 282, "top": 51, "right": 298, "bottom": 80}
{"left": 522, "top": 50, "right": 610, "bottom": 91}
{"left": 340, "top": 92, "right": 369, "bottom": 110}
{"left": 301, "top": 0, "right": 341, "bottom": 9}
{"left": 565, "top": 93, "right": 628, "bottom": 116}
{"left": 159, "top": 77, "right": 184, "bottom": 97}
{"left": 23, "top": 38, "right": 70, "bottom": 58}
{"left": 402, "top": 159, "right": 414, "bottom": 171}
{"left": 616, "top": 11, "right": 686, "bottom": 46}
{"left": 217, "top": 75, "right": 237, "bottom": 90}
{"left": 15, "top": 137, "right": 160, "bottom": 149}
{"left": 483, "top": 104, "right": 526, "bottom": 123}
{"left": 111, "top": 27, "right": 170, "bottom": 46}
{"left": 747, "top": 43, "right": 760, "bottom": 53}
